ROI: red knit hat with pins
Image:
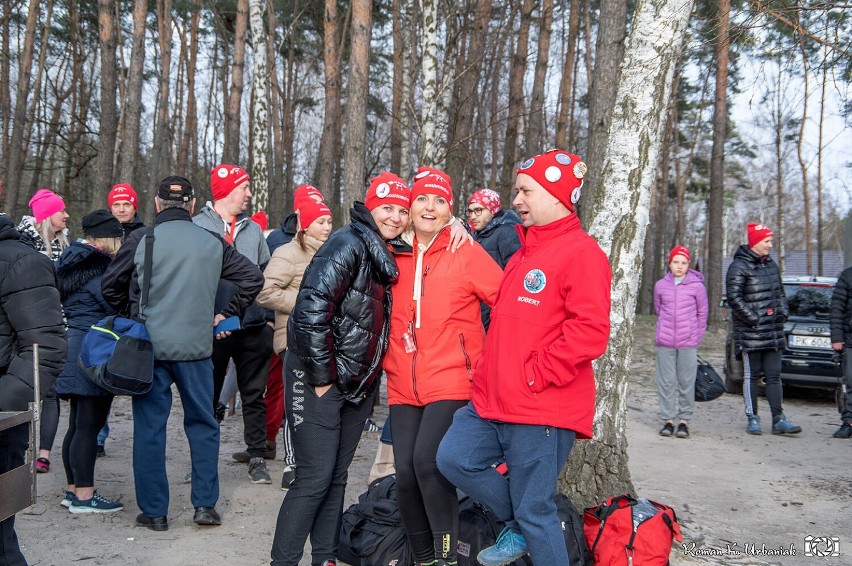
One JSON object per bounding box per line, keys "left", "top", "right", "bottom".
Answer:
{"left": 411, "top": 166, "right": 453, "bottom": 206}
{"left": 210, "top": 164, "right": 250, "bottom": 201}
{"left": 294, "top": 184, "right": 324, "bottom": 211}
{"left": 668, "top": 245, "right": 690, "bottom": 264}
{"left": 747, "top": 223, "right": 773, "bottom": 248}
{"left": 297, "top": 199, "right": 332, "bottom": 230}
{"left": 516, "top": 149, "right": 586, "bottom": 212}
{"left": 365, "top": 172, "right": 410, "bottom": 211}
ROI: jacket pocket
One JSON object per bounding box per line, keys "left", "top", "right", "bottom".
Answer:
{"left": 458, "top": 333, "right": 473, "bottom": 381}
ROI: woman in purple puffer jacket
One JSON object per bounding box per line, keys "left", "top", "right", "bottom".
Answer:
{"left": 654, "top": 245, "right": 708, "bottom": 439}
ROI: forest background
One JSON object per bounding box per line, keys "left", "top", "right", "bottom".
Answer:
{"left": 1, "top": 0, "right": 850, "bottom": 504}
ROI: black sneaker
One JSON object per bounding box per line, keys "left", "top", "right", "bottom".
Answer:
{"left": 214, "top": 402, "right": 227, "bottom": 422}
{"left": 281, "top": 465, "right": 296, "bottom": 491}
{"left": 659, "top": 423, "right": 674, "bottom": 437}
{"left": 833, "top": 421, "right": 852, "bottom": 438}
{"left": 248, "top": 457, "right": 272, "bottom": 484}
{"left": 96, "top": 445, "right": 106, "bottom": 458}
{"left": 676, "top": 423, "right": 689, "bottom": 438}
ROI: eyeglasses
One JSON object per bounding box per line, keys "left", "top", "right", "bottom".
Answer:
{"left": 465, "top": 207, "right": 486, "bottom": 217}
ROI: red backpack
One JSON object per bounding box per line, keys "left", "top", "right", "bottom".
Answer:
{"left": 583, "top": 494, "right": 682, "bottom": 566}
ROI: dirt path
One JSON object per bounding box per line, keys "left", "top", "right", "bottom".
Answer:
{"left": 15, "top": 316, "right": 847, "bottom": 565}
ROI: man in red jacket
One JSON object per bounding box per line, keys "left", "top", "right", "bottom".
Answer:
{"left": 437, "top": 149, "right": 611, "bottom": 566}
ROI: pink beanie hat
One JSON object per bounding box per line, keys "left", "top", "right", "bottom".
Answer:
{"left": 29, "top": 189, "right": 66, "bottom": 223}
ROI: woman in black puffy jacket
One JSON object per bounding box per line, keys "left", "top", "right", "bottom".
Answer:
{"left": 725, "top": 223, "right": 800, "bottom": 435}
{"left": 54, "top": 210, "right": 125, "bottom": 514}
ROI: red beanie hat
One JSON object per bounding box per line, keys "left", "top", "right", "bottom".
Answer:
{"left": 668, "top": 245, "right": 690, "bottom": 264}
{"left": 365, "top": 172, "right": 410, "bottom": 211}
{"left": 747, "top": 223, "right": 773, "bottom": 248}
{"left": 294, "top": 184, "right": 324, "bottom": 212}
{"left": 298, "top": 199, "right": 332, "bottom": 230}
{"left": 251, "top": 211, "right": 268, "bottom": 231}
{"left": 28, "top": 189, "right": 66, "bottom": 223}
{"left": 517, "top": 149, "right": 586, "bottom": 212}
{"left": 411, "top": 166, "right": 453, "bottom": 206}
{"left": 108, "top": 184, "right": 138, "bottom": 208}
{"left": 210, "top": 164, "right": 250, "bottom": 201}
{"left": 468, "top": 188, "right": 501, "bottom": 215}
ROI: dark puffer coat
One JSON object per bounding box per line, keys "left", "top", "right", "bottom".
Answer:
{"left": 266, "top": 212, "right": 297, "bottom": 254}
{"left": 53, "top": 242, "right": 116, "bottom": 398}
{"left": 472, "top": 209, "right": 520, "bottom": 329}
{"left": 286, "top": 202, "right": 398, "bottom": 400}
{"left": 829, "top": 266, "right": 852, "bottom": 346}
{"left": 0, "top": 214, "right": 67, "bottom": 411}
{"left": 725, "top": 244, "right": 788, "bottom": 352}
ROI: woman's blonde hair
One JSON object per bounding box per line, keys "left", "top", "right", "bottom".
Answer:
{"left": 86, "top": 236, "right": 122, "bottom": 256}
{"left": 35, "top": 218, "right": 69, "bottom": 251}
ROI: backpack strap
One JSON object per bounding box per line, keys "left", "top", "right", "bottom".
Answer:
{"left": 138, "top": 227, "right": 155, "bottom": 322}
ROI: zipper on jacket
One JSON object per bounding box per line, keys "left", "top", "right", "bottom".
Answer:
{"left": 409, "top": 322, "right": 422, "bottom": 404}
{"left": 459, "top": 333, "right": 473, "bottom": 381}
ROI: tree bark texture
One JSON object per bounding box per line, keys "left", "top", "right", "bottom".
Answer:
{"left": 563, "top": 0, "right": 695, "bottom": 507}
{"left": 94, "top": 0, "right": 118, "bottom": 209}
{"left": 118, "top": 0, "right": 148, "bottom": 195}
{"left": 248, "top": 0, "right": 269, "bottom": 211}
{"left": 151, "top": 0, "right": 173, "bottom": 216}
{"left": 316, "top": 0, "right": 342, "bottom": 209}
{"left": 418, "top": 0, "right": 443, "bottom": 166}
{"left": 223, "top": 0, "right": 248, "bottom": 165}
{"left": 526, "top": 0, "right": 553, "bottom": 154}
{"left": 795, "top": 23, "right": 811, "bottom": 274}
{"left": 581, "top": 0, "right": 628, "bottom": 227}
{"left": 341, "top": 0, "right": 372, "bottom": 223}
{"left": 555, "top": 0, "right": 580, "bottom": 149}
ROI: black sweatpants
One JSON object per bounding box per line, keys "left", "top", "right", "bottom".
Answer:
{"left": 391, "top": 400, "right": 468, "bottom": 562}
{"left": 61, "top": 395, "right": 114, "bottom": 487}
{"left": 211, "top": 324, "right": 273, "bottom": 457}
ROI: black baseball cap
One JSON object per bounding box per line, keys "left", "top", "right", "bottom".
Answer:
{"left": 157, "top": 176, "right": 194, "bottom": 202}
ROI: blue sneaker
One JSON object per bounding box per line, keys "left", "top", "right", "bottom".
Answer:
{"left": 772, "top": 414, "right": 802, "bottom": 435}
{"left": 60, "top": 490, "right": 74, "bottom": 508}
{"left": 477, "top": 526, "right": 528, "bottom": 566}
{"left": 68, "top": 491, "right": 123, "bottom": 514}
{"left": 746, "top": 415, "right": 761, "bottom": 435}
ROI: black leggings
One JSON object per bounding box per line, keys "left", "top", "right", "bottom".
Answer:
{"left": 39, "top": 384, "right": 59, "bottom": 452}
{"left": 62, "top": 396, "right": 113, "bottom": 488}
{"left": 391, "top": 400, "right": 467, "bottom": 562}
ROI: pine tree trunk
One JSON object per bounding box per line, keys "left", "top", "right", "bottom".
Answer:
{"left": 267, "top": 5, "right": 284, "bottom": 219}
{"left": 525, "top": 0, "right": 553, "bottom": 154}
{"left": 94, "top": 0, "right": 118, "bottom": 208}
{"left": 223, "top": 0, "right": 248, "bottom": 164}
{"left": 4, "top": 0, "right": 39, "bottom": 216}
{"left": 795, "top": 23, "right": 811, "bottom": 274}
{"left": 118, "top": 0, "right": 147, "bottom": 195}
{"left": 341, "top": 0, "right": 372, "bottom": 223}
{"left": 316, "top": 0, "right": 342, "bottom": 211}
{"left": 581, "top": 0, "right": 628, "bottom": 226}
{"left": 176, "top": 0, "right": 201, "bottom": 175}
{"left": 563, "top": 0, "right": 695, "bottom": 507}
{"left": 497, "top": 0, "right": 534, "bottom": 203}
{"left": 248, "top": 0, "right": 269, "bottom": 211}
{"left": 390, "top": 0, "right": 404, "bottom": 175}
{"left": 554, "top": 0, "right": 580, "bottom": 148}
{"left": 151, "top": 0, "right": 173, "bottom": 208}
{"left": 706, "top": 0, "right": 729, "bottom": 324}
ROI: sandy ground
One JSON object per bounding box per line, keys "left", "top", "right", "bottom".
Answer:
{"left": 14, "top": 316, "right": 848, "bottom": 566}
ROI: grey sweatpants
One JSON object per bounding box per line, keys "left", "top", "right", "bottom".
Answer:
{"left": 656, "top": 346, "right": 697, "bottom": 421}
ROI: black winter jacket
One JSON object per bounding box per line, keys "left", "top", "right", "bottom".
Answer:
{"left": 121, "top": 214, "right": 145, "bottom": 240}
{"left": 725, "top": 244, "right": 788, "bottom": 352}
{"left": 266, "top": 213, "right": 297, "bottom": 254}
{"left": 829, "top": 266, "right": 852, "bottom": 346}
{"left": 0, "top": 214, "right": 67, "bottom": 411}
{"left": 286, "top": 202, "right": 398, "bottom": 400}
{"left": 472, "top": 210, "right": 520, "bottom": 330}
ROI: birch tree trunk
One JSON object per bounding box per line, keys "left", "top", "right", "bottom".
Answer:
{"left": 707, "top": 0, "right": 729, "bottom": 324}
{"left": 248, "top": 0, "right": 269, "bottom": 211}
{"left": 561, "top": 0, "right": 695, "bottom": 507}
{"left": 526, "top": 0, "right": 553, "bottom": 153}
{"left": 418, "top": 0, "right": 442, "bottom": 165}
{"left": 4, "top": 0, "right": 39, "bottom": 215}
{"left": 581, "top": 0, "right": 628, "bottom": 225}
{"left": 118, "top": 0, "right": 147, "bottom": 192}
{"left": 398, "top": 0, "right": 419, "bottom": 179}
{"left": 223, "top": 0, "right": 248, "bottom": 164}
{"left": 341, "top": 0, "right": 372, "bottom": 223}
{"left": 94, "top": 0, "right": 118, "bottom": 208}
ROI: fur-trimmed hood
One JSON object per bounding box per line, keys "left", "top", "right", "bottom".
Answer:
{"left": 56, "top": 242, "right": 113, "bottom": 302}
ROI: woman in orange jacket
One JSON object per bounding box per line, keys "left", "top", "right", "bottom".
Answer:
{"left": 383, "top": 167, "right": 503, "bottom": 566}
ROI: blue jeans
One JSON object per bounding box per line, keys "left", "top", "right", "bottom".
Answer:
{"left": 436, "top": 402, "right": 575, "bottom": 565}
{"left": 97, "top": 419, "right": 110, "bottom": 446}
{"left": 132, "top": 359, "right": 219, "bottom": 517}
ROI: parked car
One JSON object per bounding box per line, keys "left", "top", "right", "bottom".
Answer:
{"left": 723, "top": 276, "right": 842, "bottom": 393}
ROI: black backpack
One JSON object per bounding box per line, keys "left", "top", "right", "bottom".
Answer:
{"left": 338, "top": 475, "right": 413, "bottom": 566}
{"left": 457, "top": 492, "right": 592, "bottom": 566}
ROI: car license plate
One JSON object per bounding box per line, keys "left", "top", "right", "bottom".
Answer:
{"left": 788, "top": 335, "right": 831, "bottom": 349}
